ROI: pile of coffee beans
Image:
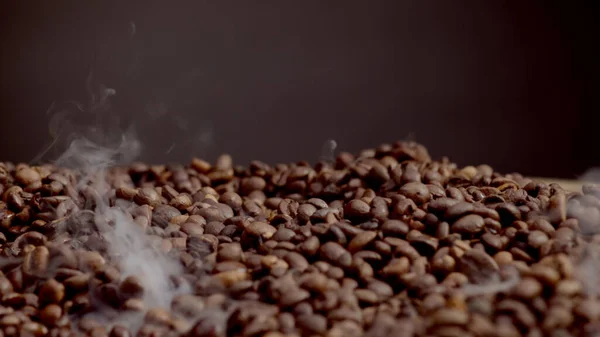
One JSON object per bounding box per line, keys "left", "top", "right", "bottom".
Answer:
{"left": 1, "top": 140, "right": 600, "bottom": 337}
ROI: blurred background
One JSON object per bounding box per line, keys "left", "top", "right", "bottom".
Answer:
{"left": 0, "top": 0, "right": 598, "bottom": 178}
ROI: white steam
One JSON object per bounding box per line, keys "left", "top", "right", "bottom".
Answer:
{"left": 43, "top": 81, "right": 189, "bottom": 331}
{"left": 554, "top": 168, "right": 600, "bottom": 298}
{"left": 320, "top": 139, "right": 337, "bottom": 163}
{"left": 575, "top": 242, "right": 600, "bottom": 297}
{"left": 460, "top": 265, "right": 520, "bottom": 297}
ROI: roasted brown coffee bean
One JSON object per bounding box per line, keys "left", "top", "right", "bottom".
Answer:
{"left": 38, "top": 279, "right": 65, "bottom": 304}
{"left": 21, "top": 322, "right": 49, "bottom": 337}
{"left": 452, "top": 214, "right": 485, "bottom": 234}
{"left": 119, "top": 275, "right": 144, "bottom": 299}
{"left": 63, "top": 273, "right": 91, "bottom": 292}
{"left": 410, "top": 241, "right": 438, "bottom": 263}
{"left": 320, "top": 242, "right": 352, "bottom": 267}
{"left": 481, "top": 233, "right": 504, "bottom": 251}
{"left": 549, "top": 193, "right": 567, "bottom": 224}
{"left": 109, "top": 326, "right": 131, "bottom": 337}
{"left": 22, "top": 246, "right": 49, "bottom": 277}
{"left": 497, "top": 299, "right": 537, "bottom": 329}
{"left": 244, "top": 221, "right": 276, "bottom": 239}
{"left": 170, "top": 193, "right": 193, "bottom": 210}
{"left": 529, "top": 264, "right": 560, "bottom": 285}
{"left": 181, "top": 222, "right": 205, "bottom": 237}
{"left": 15, "top": 167, "right": 41, "bottom": 186}
{"left": 399, "top": 182, "right": 431, "bottom": 204}
{"left": 134, "top": 187, "right": 161, "bottom": 207}
{"left": 496, "top": 202, "right": 522, "bottom": 224}
{"left": 0, "top": 141, "right": 595, "bottom": 335}
{"left": 458, "top": 248, "right": 499, "bottom": 284}
{"left": 344, "top": 199, "right": 371, "bottom": 222}
{"left": 429, "top": 308, "right": 469, "bottom": 326}
{"left": 296, "top": 314, "right": 327, "bottom": 335}
{"left": 381, "top": 219, "right": 409, "bottom": 237}
{"left": 205, "top": 221, "right": 225, "bottom": 236}
{"left": 77, "top": 250, "right": 105, "bottom": 272}
{"left": 299, "top": 235, "right": 320, "bottom": 257}
{"left": 217, "top": 242, "right": 243, "bottom": 262}
{"left": 151, "top": 205, "right": 182, "bottom": 229}
{"left": 348, "top": 231, "right": 377, "bottom": 252}
{"left": 284, "top": 252, "right": 309, "bottom": 272}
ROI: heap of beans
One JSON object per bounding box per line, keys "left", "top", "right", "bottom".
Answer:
{"left": 1, "top": 141, "right": 600, "bottom": 337}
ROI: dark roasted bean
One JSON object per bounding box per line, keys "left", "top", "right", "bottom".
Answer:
{"left": 348, "top": 231, "right": 377, "bottom": 252}
{"left": 381, "top": 219, "right": 409, "bottom": 237}
{"left": 452, "top": 214, "right": 485, "bottom": 234}
{"left": 38, "top": 279, "right": 65, "bottom": 305}
{"left": 320, "top": 242, "right": 352, "bottom": 268}
{"left": 344, "top": 199, "right": 371, "bottom": 222}
{"left": 0, "top": 141, "right": 592, "bottom": 335}
{"left": 458, "top": 248, "right": 499, "bottom": 284}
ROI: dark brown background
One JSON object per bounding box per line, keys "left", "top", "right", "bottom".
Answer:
{"left": 1, "top": 1, "right": 598, "bottom": 178}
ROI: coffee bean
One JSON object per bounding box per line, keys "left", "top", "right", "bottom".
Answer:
{"left": 344, "top": 200, "right": 371, "bottom": 222}
{"left": 122, "top": 298, "right": 145, "bottom": 312}
{"left": 428, "top": 197, "right": 460, "bottom": 215}
{"left": 299, "top": 236, "right": 320, "bottom": 257}
{"left": 444, "top": 201, "right": 475, "bottom": 220}
{"left": 39, "top": 303, "right": 62, "bottom": 326}
{"left": 481, "top": 233, "right": 504, "bottom": 251}
{"left": 574, "top": 299, "right": 600, "bottom": 322}
{"left": 63, "top": 273, "right": 91, "bottom": 292}
{"left": 381, "top": 219, "right": 409, "bottom": 237}
{"left": 0, "top": 141, "right": 595, "bottom": 335}
{"left": 219, "top": 191, "right": 243, "bottom": 211}
{"left": 77, "top": 250, "right": 105, "bottom": 272}
{"left": 429, "top": 308, "right": 469, "bottom": 326}
{"left": 241, "top": 200, "right": 263, "bottom": 218}
{"left": 240, "top": 177, "right": 266, "bottom": 195}
{"left": 408, "top": 234, "right": 438, "bottom": 257}
{"left": 320, "top": 242, "right": 352, "bottom": 268}
{"left": 244, "top": 221, "right": 276, "bottom": 239}
{"left": 399, "top": 182, "right": 431, "bottom": 204}
{"left": 496, "top": 202, "right": 522, "bottom": 224}
{"left": 180, "top": 222, "right": 205, "bottom": 238}
{"left": 272, "top": 228, "right": 295, "bottom": 242}
{"left": 497, "top": 299, "right": 537, "bottom": 329}
{"left": 217, "top": 242, "right": 243, "bottom": 262}
{"left": 170, "top": 193, "right": 193, "bottom": 211}
{"left": 296, "top": 314, "right": 327, "bottom": 335}
{"left": 348, "top": 231, "right": 377, "bottom": 252}
{"left": 119, "top": 275, "right": 144, "bottom": 299}
{"left": 384, "top": 237, "right": 421, "bottom": 260}
{"left": 458, "top": 249, "right": 499, "bottom": 284}
{"left": 529, "top": 264, "right": 560, "bottom": 285}
{"left": 150, "top": 205, "right": 182, "bottom": 229}
{"left": 115, "top": 187, "right": 137, "bottom": 201}
{"left": 283, "top": 252, "right": 309, "bottom": 272}
{"left": 549, "top": 193, "right": 567, "bottom": 224}
{"left": 14, "top": 232, "right": 47, "bottom": 248}
{"left": 15, "top": 167, "right": 41, "bottom": 186}
{"left": 38, "top": 279, "right": 65, "bottom": 305}
{"left": 528, "top": 230, "right": 549, "bottom": 249}
{"left": 334, "top": 221, "right": 364, "bottom": 237}
{"left": 21, "top": 322, "right": 49, "bottom": 337}
{"left": 134, "top": 187, "right": 161, "bottom": 207}
{"left": 555, "top": 279, "right": 581, "bottom": 297}
{"left": 512, "top": 277, "right": 542, "bottom": 299}
{"left": 109, "top": 326, "right": 131, "bottom": 337}
{"left": 205, "top": 221, "right": 225, "bottom": 236}
{"left": 95, "top": 283, "right": 120, "bottom": 308}
{"left": 22, "top": 246, "right": 49, "bottom": 277}
{"left": 452, "top": 214, "right": 485, "bottom": 234}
